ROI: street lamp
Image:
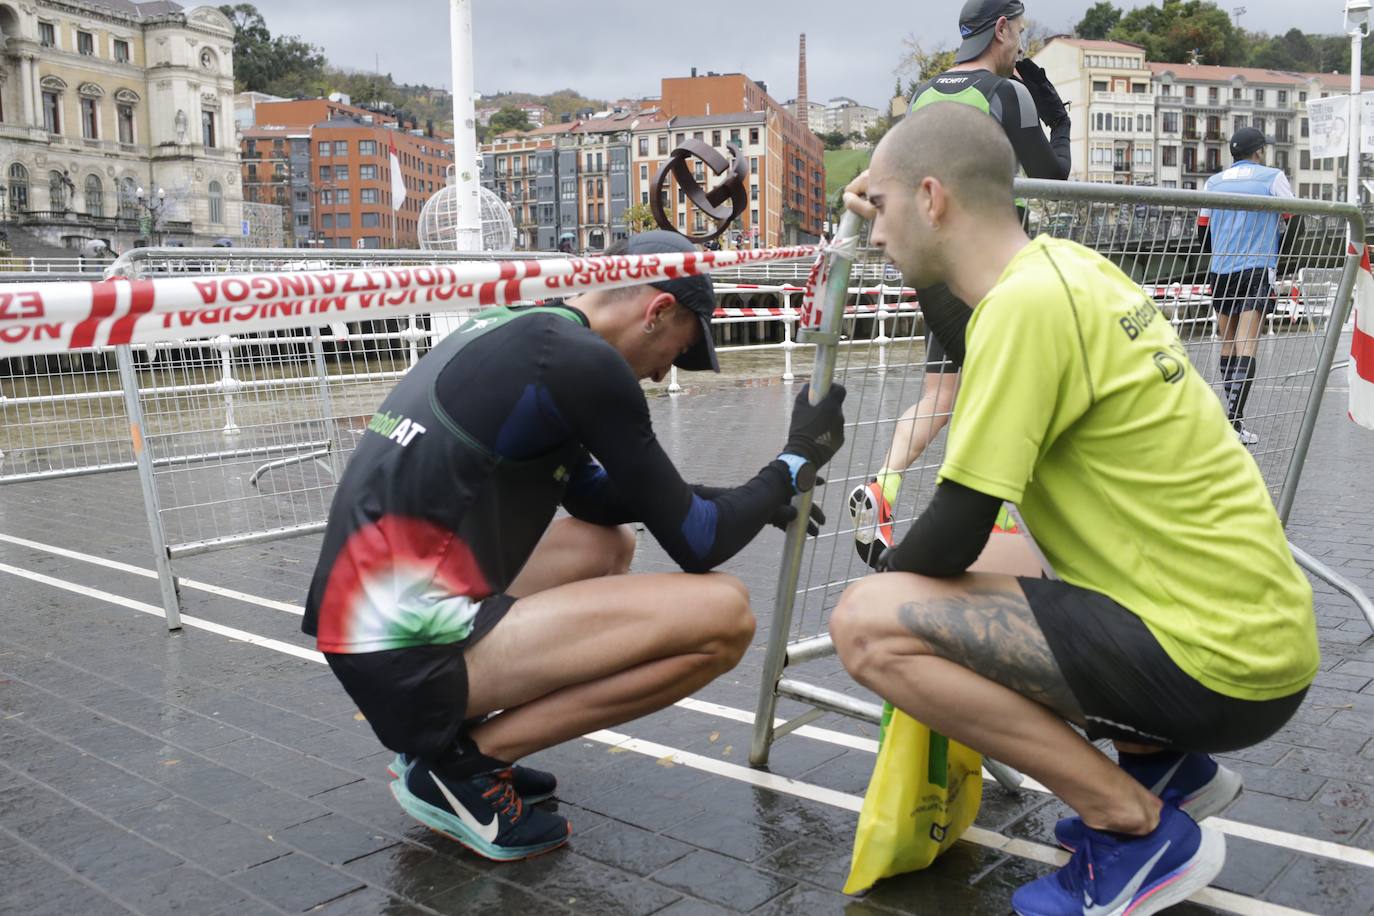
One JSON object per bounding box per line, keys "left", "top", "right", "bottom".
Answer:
{"left": 135, "top": 185, "right": 166, "bottom": 246}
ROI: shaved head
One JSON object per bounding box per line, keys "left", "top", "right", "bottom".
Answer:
{"left": 874, "top": 103, "right": 1017, "bottom": 218}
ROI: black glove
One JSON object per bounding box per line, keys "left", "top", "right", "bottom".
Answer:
{"left": 783, "top": 383, "right": 846, "bottom": 468}
{"left": 1014, "top": 59, "right": 1069, "bottom": 129}
{"left": 694, "top": 484, "right": 827, "bottom": 536}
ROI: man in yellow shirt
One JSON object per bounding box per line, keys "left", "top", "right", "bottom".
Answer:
{"left": 831, "top": 103, "right": 1317, "bottom": 916}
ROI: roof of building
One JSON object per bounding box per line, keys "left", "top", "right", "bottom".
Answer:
{"left": 1148, "top": 61, "right": 1343, "bottom": 86}
{"left": 1045, "top": 36, "right": 1148, "bottom": 52}
{"left": 82, "top": 0, "right": 184, "bottom": 18}
{"left": 667, "top": 111, "right": 767, "bottom": 128}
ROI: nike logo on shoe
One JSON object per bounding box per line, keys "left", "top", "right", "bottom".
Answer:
{"left": 431, "top": 771, "right": 499, "bottom": 844}
{"left": 1083, "top": 842, "right": 1172, "bottom": 914}
{"left": 1148, "top": 757, "right": 1188, "bottom": 795}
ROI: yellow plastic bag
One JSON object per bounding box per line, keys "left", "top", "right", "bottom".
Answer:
{"left": 842, "top": 703, "right": 983, "bottom": 894}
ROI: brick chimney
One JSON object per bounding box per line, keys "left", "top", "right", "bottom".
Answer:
{"left": 797, "top": 33, "right": 809, "bottom": 129}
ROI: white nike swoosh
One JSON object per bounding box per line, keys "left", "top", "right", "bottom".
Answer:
{"left": 431, "top": 771, "right": 499, "bottom": 844}
{"left": 1148, "top": 757, "right": 1187, "bottom": 796}
{"left": 1083, "top": 841, "right": 1172, "bottom": 914}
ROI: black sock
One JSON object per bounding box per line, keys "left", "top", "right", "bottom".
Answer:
{"left": 432, "top": 731, "right": 510, "bottom": 780}
{"left": 1232, "top": 356, "right": 1256, "bottom": 421}
{"left": 1219, "top": 354, "right": 1236, "bottom": 411}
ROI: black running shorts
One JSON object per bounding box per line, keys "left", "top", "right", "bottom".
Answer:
{"left": 1208, "top": 268, "right": 1274, "bottom": 316}
{"left": 1019, "top": 577, "right": 1307, "bottom": 752}
{"left": 324, "top": 594, "right": 516, "bottom": 759}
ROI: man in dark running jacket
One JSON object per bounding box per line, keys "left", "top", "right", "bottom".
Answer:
{"left": 303, "top": 231, "right": 846, "bottom": 861}
{"left": 847, "top": 0, "right": 1071, "bottom": 568}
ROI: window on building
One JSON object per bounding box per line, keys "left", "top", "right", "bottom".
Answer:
{"left": 7, "top": 163, "right": 28, "bottom": 212}
{"left": 1278, "top": 90, "right": 1288, "bottom": 106}
{"left": 730, "top": 128, "right": 741, "bottom": 143}
{"left": 1233, "top": 87, "right": 1243, "bottom": 100}
{"left": 358, "top": 140, "right": 376, "bottom": 156}
{"left": 202, "top": 110, "right": 216, "bottom": 147}
{"left": 82, "top": 174, "right": 102, "bottom": 216}
{"left": 1185, "top": 85, "right": 1195, "bottom": 101}
{"left": 334, "top": 140, "right": 348, "bottom": 156}
{"left": 658, "top": 135, "right": 669, "bottom": 155}
{"left": 117, "top": 176, "right": 135, "bottom": 219}
{"left": 1137, "top": 114, "right": 1146, "bottom": 132}
{"left": 335, "top": 213, "right": 352, "bottom": 228}
{"left": 109, "top": 39, "right": 131, "bottom": 64}
{"left": 318, "top": 141, "right": 330, "bottom": 157}
{"left": 1183, "top": 114, "right": 1197, "bottom": 139}
{"left": 1277, "top": 150, "right": 1289, "bottom": 170}
{"left": 48, "top": 170, "right": 68, "bottom": 209}
{"left": 1206, "top": 115, "right": 1220, "bottom": 139}
{"left": 1254, "top": 89, "right": 1265, "bottom": 106}
{"left": 1093, "top": 80, "right": 1108, "bottom": 92}
{"left": 1234, "top": 115, "right": 1247, "bottom": 131}
{"left": 361, "top": 212, "right": 380, "bottom": 228}
{"left": 712, "top": 130, "right": 721, "bottom": 146}
{"left": 81, "top": 98, "right": 98, "bottom": 139}
{"left": 320, "top": 189, "right": 334, "bottom": 205}
{"left": 1301, "top": 117, "right": 1309, "bottom": 137}
{"left": 1300, "top": 91, "right": 1308, "bottom": 102}
{"left": 42, "top": 91, "right": 60, "bottom": 134}
{"left": 1276, "top": 120, "right": 1289, "bottom": 142}
{"left": 1133, "top": 82, "right": 1147, "bottom": 93}
{"left": 117, "top": 104, "right": 135, "bottom": 144}
{"left": 1183, "top": 147, "right": 1196, "bottom": 171}
{"left": 208, "top": 181, "right": 223, "bottom": 223}
{"left": 1161, "top": 84, "right": 1172, "bottom": 96}
{"left": 39, "top": 21, "right": 55, "bottom": 46}
{"left": 77, "top": 30, "right": 94, "bottom": 55}
{"left": 751, "top": 184, "right": 758, "bottom": 200}
{"left": 692, "top": 131, "right": 703, "bottom": 142}
{"left": 639, "top": 164, "right": 648, "bottom": 181}
{"left": 1162, "top": 111, "right": 1178, "bottom": 133}
{"left": 750, "top": 156, "right": 758, "bottom": 172}
{"left": 595, "top": 152, "right": 603, "bottom": 172}
{"left": 334, "top": 164, "right": 349, "bottom": 181}
{"left": 1301, "top": 149, "right": 1311, "bottom": 169}
{"left": 749, "top": 127, "right": 760, "bottom": 144}
{"left": 1208, "top": 87, "right": 1219, "bottom": 104}
{"left": 360, "top": 164, "right": 377, "bottom": 180}
{"left": 1206, "top": 149, "right": 1220, "bottom": 172}
{"left": 335, "top": 188, "right": 350, "bottom": 204}
{"left": 319, "top": 166, "right": 330, "bottom": 182}
{"left": 1253, "top": 116, "right": 1265, "bottom": 134}
{"left": 361, "top": 188, "right": 379, "bottom": 204}
{"left": 295, "top": 213, "right": 310, "bottom": 227}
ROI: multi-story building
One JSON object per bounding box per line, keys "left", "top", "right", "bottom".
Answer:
{"left": 243, "top": 97, "right": 454, "bottom": 249}
{"left": 822, "top": 97, "right": 881, "bottom": 138}
{"left": 659, "top": 71, "right": 825, "bottom": 242}
{"left": 1036, "top": 37, "right": 1346, "bottom": 198}
{"left": 782, "top": 97, "right": 826, "bottom": 130}
{"left": 0, "top": 0, "right": 242, "bottom": 250}
{"left": 481, "top": 132, "right": 554, "bottom": 249}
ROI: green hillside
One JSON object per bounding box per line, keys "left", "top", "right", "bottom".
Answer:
{"left": 825, "top": 149, "right": 872, "bottom": 204}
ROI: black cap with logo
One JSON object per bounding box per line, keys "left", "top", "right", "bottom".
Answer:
{"left": 955, "top": 0, "right": 1026, "bottom": 63}
{"left": 620, "top": 230, "right": 719, "bottom": 372}
{"left": 1229, "top": 126, "right": 1270, "bottom": 161}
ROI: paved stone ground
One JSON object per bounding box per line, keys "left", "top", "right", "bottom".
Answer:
{"left": 1, "top": 365, "right": 1371, "bottom": 915}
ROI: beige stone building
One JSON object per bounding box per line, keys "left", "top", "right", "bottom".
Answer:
{"left": 0, "top": 0, "right": 242, "bottom": 253}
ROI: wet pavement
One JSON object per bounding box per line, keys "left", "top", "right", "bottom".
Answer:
{"left": 1, "top": 365, "right": 1372, "bottom": 915}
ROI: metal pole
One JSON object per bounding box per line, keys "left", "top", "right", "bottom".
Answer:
{"left": 310, "top": 328, "right": 345, "bottom": 481}
{"left": 116, "top": 345, "right": 182, "bottom": 630}
{"left": 449, "top": 0, "right": 482, "bottom": 252}
{"left": 1349, "top": 21, "right": 1363, "bottom": 227}
{"left": 750, "top": 210, "right": 861, "bottom": 766}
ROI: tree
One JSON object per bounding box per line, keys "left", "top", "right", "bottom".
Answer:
{"left": 622, "top": 202, "right": 658, "bottom": 234}
{"left": 817, "top": 130, "right": 849, "bottom": 150}
{"left": 896, "top": 36, "right": 957, "bottom": 84}
{"left": 1111, "top": 0, "right": 1244, "bottom": 66}
{"left": 219, "top": 3, "right": 326, "bottom": 94}
{"left": 488, "top": 105, "right": 532, "bottom": 135}
{"left": 865, "top": 115, "right": 896, "bottom": 146}
{"left": 1076, "top": 2, "right": 1121, "bottom": 40}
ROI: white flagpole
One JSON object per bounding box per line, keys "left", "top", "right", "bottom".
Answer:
{"left": 450, "top": 0, "right": 482, "bottom": 253}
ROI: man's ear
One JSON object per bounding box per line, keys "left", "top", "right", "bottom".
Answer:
{"left": 922, "top": 176, "right": 948, "bottom": 229}
{"left": 644, "top": 290, "right": 678, "bottom": 326}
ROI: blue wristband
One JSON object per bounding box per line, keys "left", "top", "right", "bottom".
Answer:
{"left": 777, "top": 452, "right": 815, "bottom": 493}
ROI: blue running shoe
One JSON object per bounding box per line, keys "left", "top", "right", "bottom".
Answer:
{"left": 390, "top": 762, "right": 570, "bottom": 862}
{"left": 1055, "top": 752, "right": 1241, "bottom": 852}
{"left": 1014, "top": 804, "right": 1224, "bottom": 916}
{"left": 387, "top": 753, "right": 557, "bottom": 803}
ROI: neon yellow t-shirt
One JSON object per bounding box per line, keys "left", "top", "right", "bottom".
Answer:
{"left": 939, "top": 236, "right": 1317, "bottom": 701}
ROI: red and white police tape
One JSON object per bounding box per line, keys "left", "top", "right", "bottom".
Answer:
{"left": 1349, "top": 244, "right": 1374, "bottom": 430}
{"left": 0, "top": 245, "right": 827, "bottom": 359}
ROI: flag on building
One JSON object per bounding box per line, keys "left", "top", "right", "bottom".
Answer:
{"left": 389, "top": 133, "right": 407, "bottom": 212}
{"left": 1352, "top": 246, "right": 1374, "bottom": 430}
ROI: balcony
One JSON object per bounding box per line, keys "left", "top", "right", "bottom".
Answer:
{"left": 1205, "top": 131, "right": 1224, "bottom": 142}
{"left": 1092, "top": 91, "right": 1154, "bottom": 105}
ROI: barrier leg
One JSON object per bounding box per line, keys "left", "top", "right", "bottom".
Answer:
{"left": 1291, "top": 543, "right": 1374, "bottom": 635}
{"left": 217, "top": 336, "right": 240, "bottom": 435}
{"left": 310, "top": 329, "right": 345, "bottom": 481}
{"left": 116, "top": 345, "right": 182, "bottom": 631}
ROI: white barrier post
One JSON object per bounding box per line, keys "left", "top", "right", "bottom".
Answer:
{"left": 782, "top": 291, "right": 796, "bottom": 383}
{"left": 215, "top": 335, "right": 240, "bottom": 435}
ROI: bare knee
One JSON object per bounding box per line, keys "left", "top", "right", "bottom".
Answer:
{"left": 830, "top": 579, "right": 880, "bottom": 672}
{"left": 830, "top": 577, "right": 933, "bottom": 680}
{"left": 608, "top": 524, "right": 636, "bottom": 575}
{"left": 698, "top": 573, "right": 754, "bottom": 669}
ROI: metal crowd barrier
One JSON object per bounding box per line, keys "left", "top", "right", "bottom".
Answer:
{"left": 750, "top": 179, "right": 1374, "bottom": 771}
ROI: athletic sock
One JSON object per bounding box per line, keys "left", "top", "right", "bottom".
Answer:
{"left": 434, "top": 731, "right": 512, "bottom": 780}
{"left": 1232, "top": 356, "right": 1256, "bottom": 421}
{"left": 875, "top": 468, "right": 903, "bottom": 505}
{"left": 1219, "top": 355, "right": 1236, "bottom": 414}
{"left": 1223, "top": 356, "right": 1245, "bottom": 421}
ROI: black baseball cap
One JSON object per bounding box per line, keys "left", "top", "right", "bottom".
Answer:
{"left": 621, "top": 230, "right": 719, "bottom": 372}
{"left": 1230, "top": 126, "right": 1269, "bottom": 160}
{"left": 955, "top": 0, "right": 1026, "bottom": 63}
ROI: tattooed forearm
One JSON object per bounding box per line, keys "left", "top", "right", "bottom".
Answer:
{"left": 897, "top": 584, "right": 1085, "bottom": 722}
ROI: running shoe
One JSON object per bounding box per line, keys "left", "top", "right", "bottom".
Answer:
{"left": 1234, "top": 421, "right": 1259, "bottom": 446}
{"left": 1013, "top": 803, "right": 1224, "bottom": 916}
{"left": 391, "top": 762, "right": 570, "bottom": 862}
{"left": 849, "top": 479, "right": 894, "bottom": 569}
{"left": 1055, "top": 752, "right": 1242, "bottom": 852}
{"left": 388, "top": 753, "right": 557, "bottom": 803}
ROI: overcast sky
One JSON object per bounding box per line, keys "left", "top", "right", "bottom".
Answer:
{"left": 242, "top": 1, "right": 1327, "bottom": 108}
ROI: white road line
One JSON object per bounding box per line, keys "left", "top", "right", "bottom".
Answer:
{"left": 583, "top": 729, "right": 1314, "bottom": 916}
{"left": 0, "top": 532, "right": 303, "bottom": 616}
{"left": 4, "top": 537, "right": 1373, "bottom": 874}
{"left": 0, "top": 561, "right": 321, "bottom": 663}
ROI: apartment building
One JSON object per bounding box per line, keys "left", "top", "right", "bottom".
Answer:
{"left": 0, "top": 0, "right": 242, "bottom": 249}
{"left": 243, "top": 97, "right": 454, "bottom": 249}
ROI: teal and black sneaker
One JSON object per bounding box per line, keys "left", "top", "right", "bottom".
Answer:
{"left": 391, "top": 762, "right": 570, "bottom": 862}
{"left": 387, "top": 753, "right": 557, "bottom": 803}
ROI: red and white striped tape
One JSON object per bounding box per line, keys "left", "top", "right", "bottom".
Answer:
{"left": 1349, "top": 244, "right": 1374, "bottom": 430}
{"left": 0, "top": 245, "right": 822, "bottom": 358}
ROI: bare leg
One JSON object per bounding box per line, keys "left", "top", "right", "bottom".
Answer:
{"left": 465, "top": 572, "right": 753, "bottom": 762}
{"left": 1230, "top": 309, "right": 1265, "bottom": 359}
{"left": 829, "top": 572, "right": 1160, "bottom": 835}
{"left": 1216, "top": 311, "right": 1238, "bottom": 357}
{"left": 968, "top": 530, "right": 1044, "bottom": 577}
{"left": 882, "top": 371, "right": 958, "bottom": 472}
{"left": 507, "top": 517, "right": 636, "bottom": 598}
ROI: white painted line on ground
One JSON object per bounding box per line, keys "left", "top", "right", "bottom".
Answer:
{"left": 5, "top": 541, "right": 1373, "bottom": 875}
{"left": 583, "top": 728, "right": 1315, "bottom": 916}
{"left": 0, "top": 532, "right": 303, "bottom": 616}
{"left": 0, "top": 561, "right": 322, "bottom": 663}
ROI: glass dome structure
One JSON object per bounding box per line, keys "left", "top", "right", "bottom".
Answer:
{"left": 418, "top": 182, "right": 515, "bottom": 252}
